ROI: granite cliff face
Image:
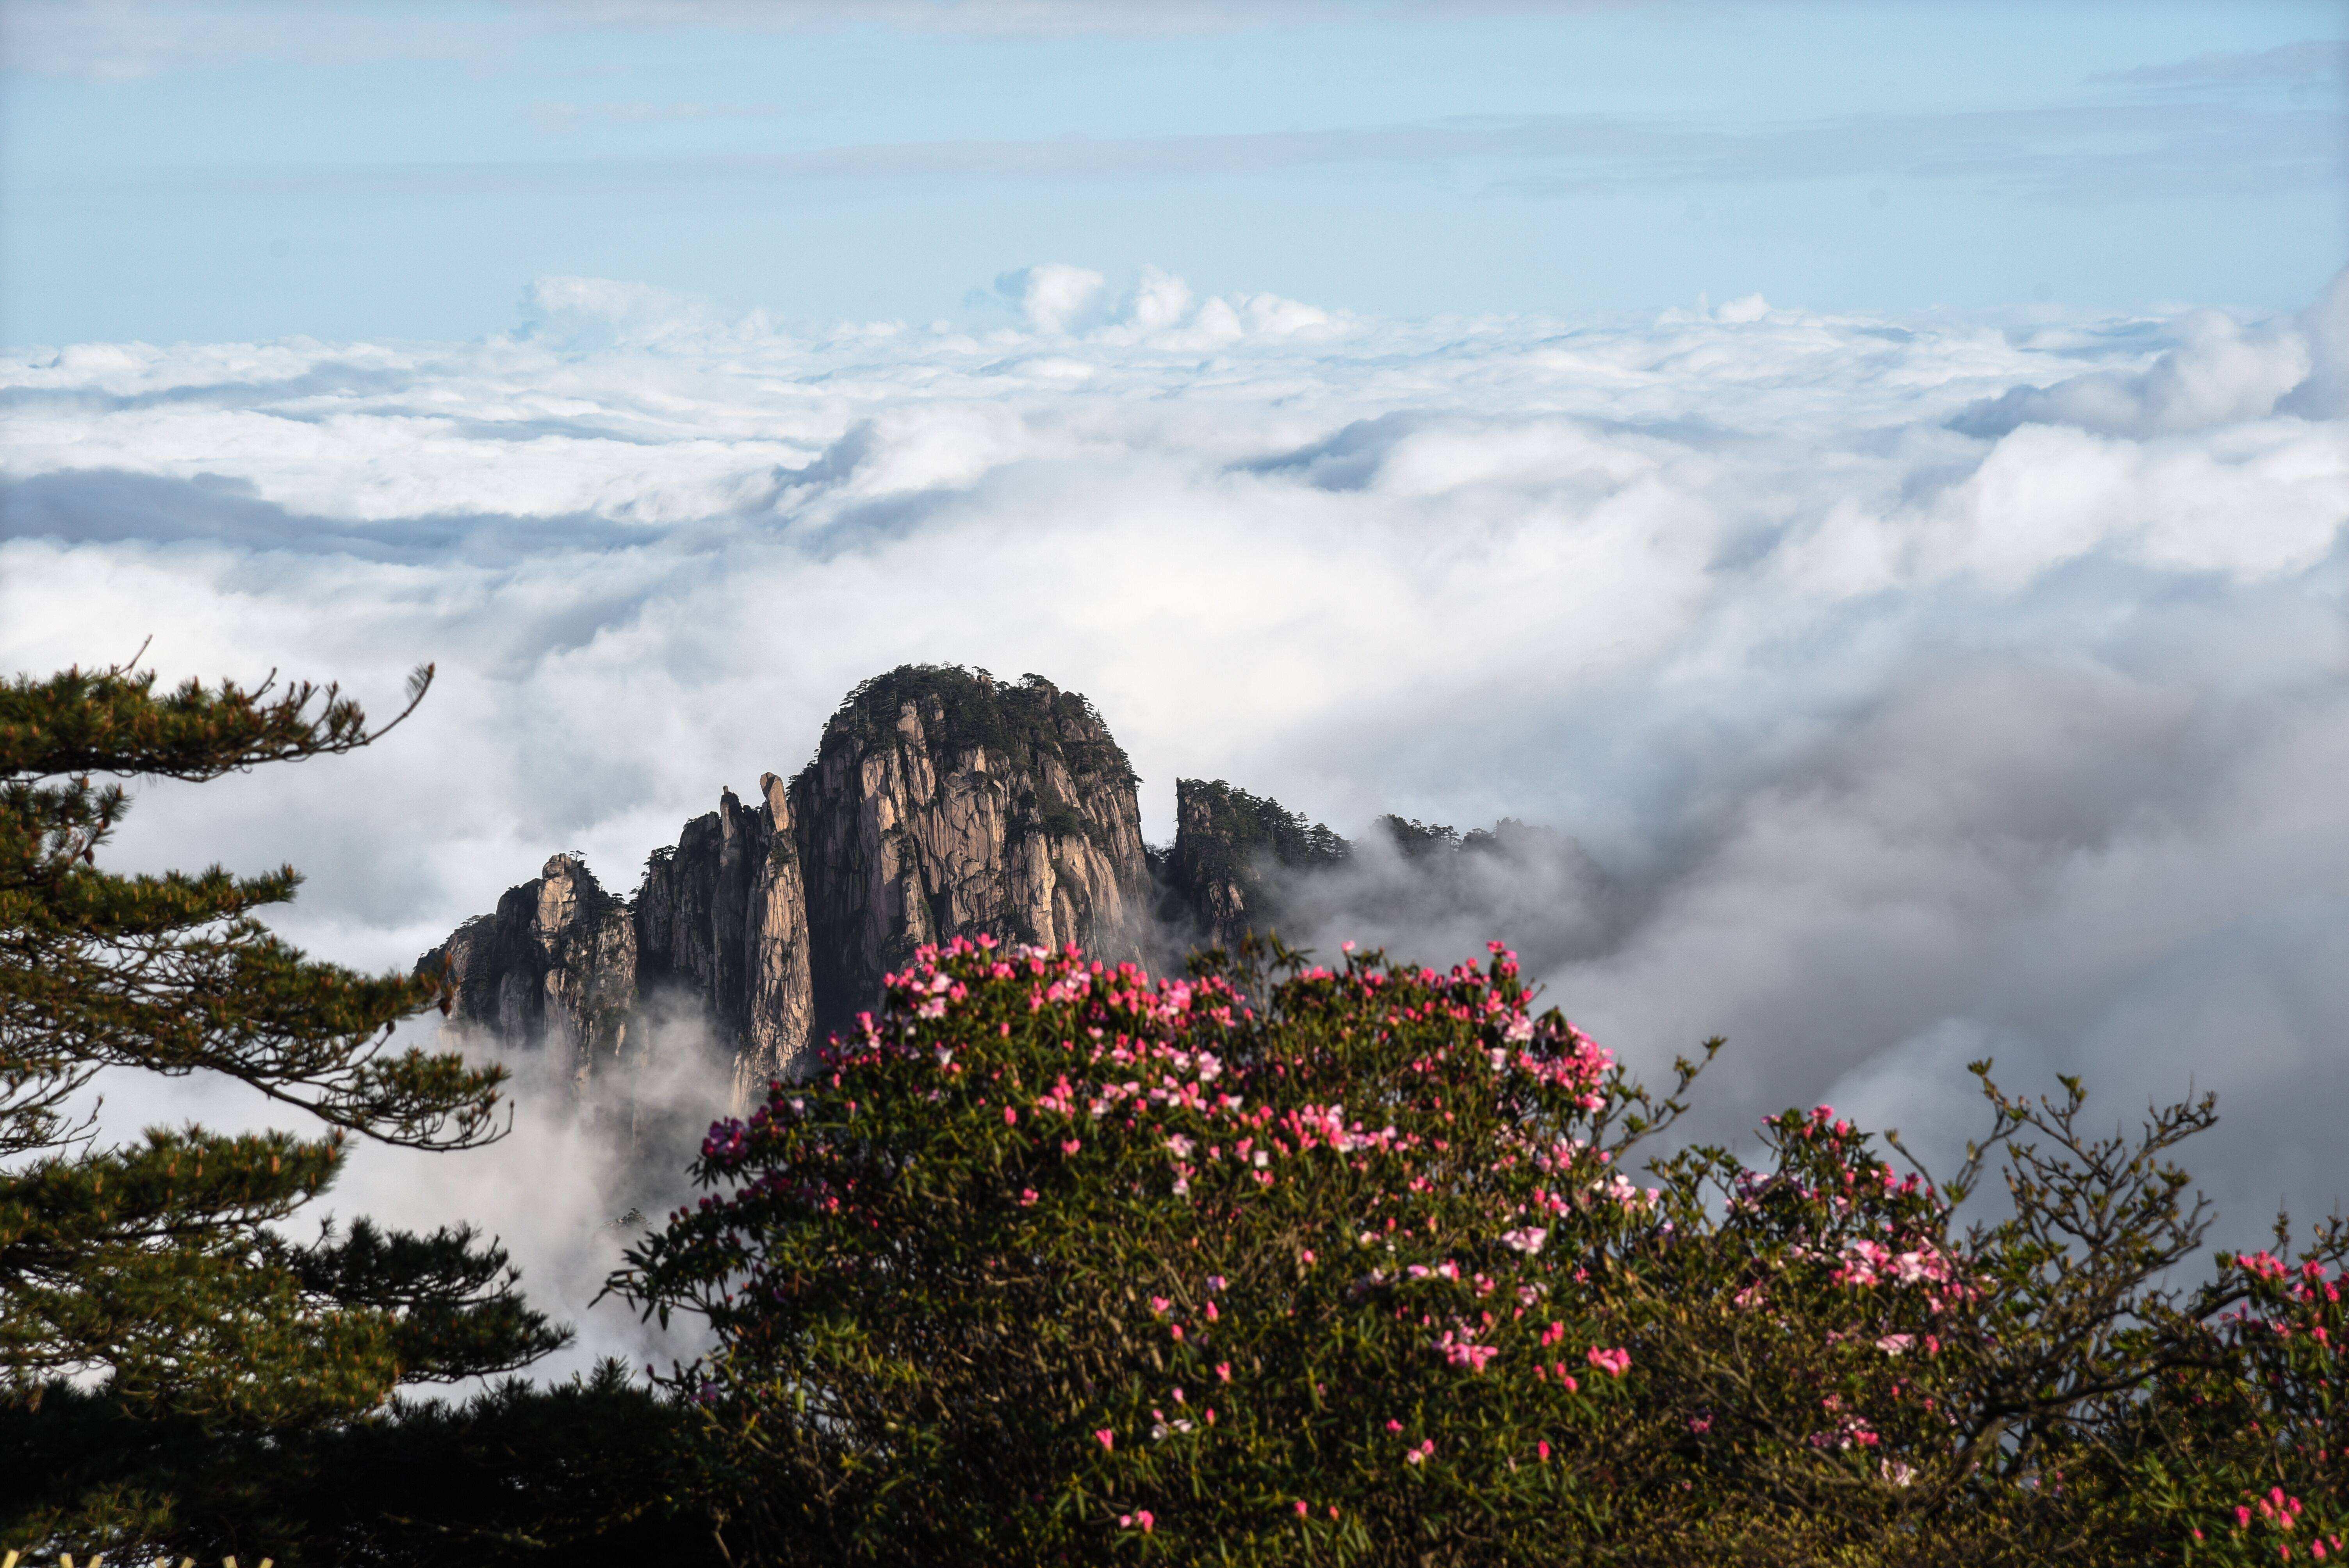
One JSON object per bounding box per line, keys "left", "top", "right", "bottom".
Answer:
{"left": 793, "top": 669, "right": 1150, "bottom": 1040}
{"left": 628, "top": 779, "right": 813, "bottom": 1102}
{"left": 419, "top": 853, "right": 640, "bottom": 1086}
{"left": 420, "top": 667, "right": 1149, "bottom": 1101}
{"left": 741, "top": 774, "right": 814, "bottom": 1103}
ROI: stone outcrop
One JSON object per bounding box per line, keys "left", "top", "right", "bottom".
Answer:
{"left": 741, "top": 773, "right": 813, "bottom": 1103}
{"left": 419, "top": 853, "right": 640, "bottom": 1086}
{"left": 1157, "top": 777, "right": 1351, "bottom": 951}
{"left": 419, "top": 666, "right": 1148, "bottom": 1101}
{"left": 793, "top": 668, "right": 1150, "bottom": 1040}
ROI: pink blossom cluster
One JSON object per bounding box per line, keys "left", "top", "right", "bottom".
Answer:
{"left": 1433, "top": 1326, "right": 1500, "bottom": 1372}
{"left": 2232, "top": 1486, "right": 2344, "bottom": 1560}
{"left": 2222, "top": 1251, "right": 2345, "bottom": 1352}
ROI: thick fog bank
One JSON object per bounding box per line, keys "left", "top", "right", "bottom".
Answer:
{"left": 6, "top": 263, "right": 2344, "bottom": 1356}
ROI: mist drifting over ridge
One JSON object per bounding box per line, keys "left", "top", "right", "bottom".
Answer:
{"left": 4, "top": 263, "right": 2345, "bottom": 1370}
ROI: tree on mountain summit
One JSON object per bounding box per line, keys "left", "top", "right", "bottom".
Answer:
{"left": 0, "top": 651, "right": 565, "bottom": 1454}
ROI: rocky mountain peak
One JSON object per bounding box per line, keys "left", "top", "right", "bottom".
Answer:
{"left": 790, "top": 666, "right": 1150, "bottom": 1042}
{"left": 422, "top": 665, "right": 1150, "bottom": 1103}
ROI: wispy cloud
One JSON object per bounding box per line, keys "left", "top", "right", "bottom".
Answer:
{"left": 2093, "top": 39, "right": 2349, "bottom": 91}
{"left": 62, "top": 95, "right": 2334, "bottom": 207}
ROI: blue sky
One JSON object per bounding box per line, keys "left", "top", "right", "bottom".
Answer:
{"left": 3, "top": 0, "right": 2343, "bottom": 344}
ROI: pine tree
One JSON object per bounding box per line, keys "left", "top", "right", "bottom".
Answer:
{"left": 0, "top": 651, "right": 565, "bottom": 1438}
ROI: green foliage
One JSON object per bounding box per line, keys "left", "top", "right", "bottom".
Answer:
{"left": 1375, "top": 815, "right": 1458, "bottom": 858}
{"left": 2, "top": 652, "right": 565, "bottom": 1529}
{"left": 2, "top": 1359, "right": 726, "bottom": 1564}
{"left": 617, "top": 936, "right": 2348, "bottom": 1567}
{"left": 1162, "top": 779, "right": 1350, "bottom": 941}
{"left": 1183, "top": 779, "right": 1351, "bottom": 875}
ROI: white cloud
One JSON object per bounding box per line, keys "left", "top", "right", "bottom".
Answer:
{"left": 1953, "top": 304, "right": 2317, "bottom": 438}
{"left": 994, "top": 262, "right": 1110, "bottom": 335}
{"left": 5, "top": 260, "right": 2345, "bottom": 1343}
{"left": 2281, "top": 263, "right": 2349, "bottom": 418}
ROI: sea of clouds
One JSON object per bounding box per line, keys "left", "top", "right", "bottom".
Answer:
{"left": 5, "top": 259, "right": 2344, "bottom": 1374}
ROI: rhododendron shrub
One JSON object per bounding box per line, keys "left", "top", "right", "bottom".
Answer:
{"left": 617, "top": 937, "right": 1720, "bottom": 1563}
{"left": 1622, "top": 1073, "right": 2349, "bottom": 1564}
{"left": 2113, "top": 1240, "right": 2349, "bottom": 1566}
{"left": 614, "top": 939, "right": 2347, "bottom": 1566}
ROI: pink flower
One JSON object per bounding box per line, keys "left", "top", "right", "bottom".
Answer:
{"left": 1537, "top": 1440, "right": 1551, "bottom": 1462}
{"left": 1018, "top": 1188, "right": 1038, "bottom": 1206}
{"left": 1216, "top": 1362, "right": 1232, "bottom": 1382}
{"left": 1003, "top": 1105, "right": 1018, "bottom": 1125}
{"left": 1295, "top": 1500, "right": 1309, "bottom": 1516}
{"left": 1062, "top": 1138, "right": 1082, "bottom": 1155}
{"left": 1586, "top": 1345, "right": 1631, "bottom": 1379}
{"left": 1095, "top": 1429, "right": 1115, "bottom": 1450}
{"left": 1386, "top": 1419, "right": 1404, "bottom": 1432}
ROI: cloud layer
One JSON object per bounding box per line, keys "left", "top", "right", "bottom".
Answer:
{"left": 5, "top": 263, "right": 2345, "bottom": 1359}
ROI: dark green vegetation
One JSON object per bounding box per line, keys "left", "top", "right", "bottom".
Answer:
{"left": 0, "top": 656, "right": 706, "bottom": 1561}
{"left": 1154, "top": 778, "right": 1350, "bottom": 948}
{"left": 1178, "top": 778, "right": 1353, "bottom": 875}
{"left": 4, "top": 1360, "right": 718, "bottom": 1564}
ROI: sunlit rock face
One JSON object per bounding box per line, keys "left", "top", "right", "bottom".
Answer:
{"left": 419, "top": 853, "right": 640, "bottom": 1086}
{"left": 632, "top": 779, "right": 814, "bottom": 1103}
{"left": 418, "top": 666, "right": 1152, "bottom": 1100}
{"left": 740, "top": 774, "right": 815, "bottom": 1107}
{"left": 790, "top": 668, "right": 1151, "bottom": 1042}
